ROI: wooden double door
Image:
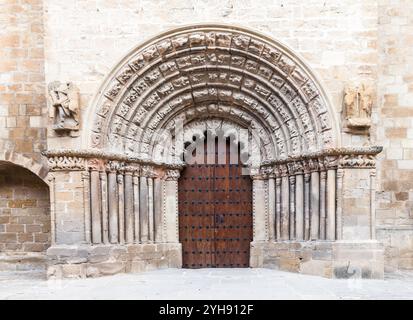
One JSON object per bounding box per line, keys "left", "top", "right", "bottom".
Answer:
{"left": 178, "top": 137, "right": 253, "bottom": 268}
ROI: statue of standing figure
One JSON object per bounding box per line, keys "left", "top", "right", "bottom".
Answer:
{"left": 343, "top": 83, "right": 373, "bottom": 131}
{"left": 48, "top": 81, "right": 80, "bottom": 132}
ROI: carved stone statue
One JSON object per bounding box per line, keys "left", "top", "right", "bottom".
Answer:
{"left": 343, "top": 83, "right": 373, "bottom": 133}
{"left": 48, "top": 81, "right": 80, "bottom": 133}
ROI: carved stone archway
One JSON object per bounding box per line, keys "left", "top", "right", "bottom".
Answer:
{"left": 45, "top": 24, "right": 384, "bottom": 279}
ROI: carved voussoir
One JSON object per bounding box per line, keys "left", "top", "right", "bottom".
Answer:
{"left": 89, "top": 25, "right": 336, "bottom": 153}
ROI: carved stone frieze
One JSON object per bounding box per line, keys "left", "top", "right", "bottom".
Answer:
{"left": 47, "top": 155, "right": 85, "bottom": 171}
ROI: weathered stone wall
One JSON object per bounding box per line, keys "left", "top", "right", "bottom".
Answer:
{"left": 42, "top": 0, "right": 378, "bottom": 148}
{"left": 0, "top": 0, "right": 47, "bottom": 176}
{"left": 1, "top": 0, "right": 412, "bottom": 273}
{"left": 0, "top": 164, "right": 50, "bottom": 253}
{"left": 375, "top": 0, "right": 413, "bottom": 271}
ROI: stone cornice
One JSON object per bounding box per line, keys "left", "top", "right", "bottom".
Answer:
{"left": 43, "top": 149, "right": 185, "bottom": 171}
{"left": 262, "top": 146, "right": 383, "bottom": 166}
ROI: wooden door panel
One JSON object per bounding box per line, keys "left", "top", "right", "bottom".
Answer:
{"left": 179, "top": 137, "right": 252, "bottom": 268}
{"left": 179, "top": 163, "right": 215, "bottom": 268}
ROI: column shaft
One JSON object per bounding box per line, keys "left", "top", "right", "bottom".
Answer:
{"left": 295, "top": 173, "right": 304, "bottom": 240}
{"left": 326, "top": 169, "right": 336, "bottom": 240}
{"left": 148, "top": 177, "right": 154, "bottom": 242}
{"left": 310, "top": 171, "right": 320, "bottom": 239}
{"left": 268, "top": 177, "right": 276, "bottom": 241}
{"left": 133, "top": 174, "right": 140, "bottom": 242}
{"left": 140, "top": 176, "right": 149, "bottom": 242}
{"left": 275, "top": 178, "right": 281, "bottom": 240}
{"left": 124, "top": 173, "right": 134, "bottom": 244}
{"left": 108, "top": 172, "right": 118, "bottom": 243}
{"left": 117, "top": 174, "right": 125, "bottom": 244}
{"left": 100, "top": 171, "right": 109, "bottom": 244}
{"left": 154, "top": 178, "right": 163, "bottom": 243}
{"left": 289, "top": 176, "right": 296, "bottom": 240}
{"left": 319, "top": 171, "right": 327, "bottom": 240}
{"left": 90, "top": 170, "right": 102, "bottom": 244}
{"left": 281, "top": 175, "right": 289, "bottom": 240}
{"left": 304, "top": 173, "right": 311, "bottom": 240}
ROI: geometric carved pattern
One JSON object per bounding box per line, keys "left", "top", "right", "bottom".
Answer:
{"left": 86, "top": 24, "right": 338, "bottom": 163}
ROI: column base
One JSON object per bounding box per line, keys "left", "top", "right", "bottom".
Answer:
{"left": 250, "top": 240, "right": 384, "bottom": 279}
{"left": 47, "top": 243, "right": 182, "bottom": 279}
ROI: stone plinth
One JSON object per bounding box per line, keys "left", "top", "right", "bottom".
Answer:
{"left": 47, "top": 243, "right": 182, "bottom": 279}
{"left": 250, "top": 240, "right": 384, "bottom": 279}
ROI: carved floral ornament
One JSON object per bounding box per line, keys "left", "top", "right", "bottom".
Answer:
{"left": 85, "top": 24, "right": 339, "bottom": 165}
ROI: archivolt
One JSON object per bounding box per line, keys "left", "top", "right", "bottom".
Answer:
{"left": 85, "top": 24, "right": 339, "bottom": 165}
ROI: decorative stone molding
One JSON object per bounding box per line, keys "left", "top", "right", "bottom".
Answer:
{"left": 339, "top": 154, "right": 376, "bottom": 168}
{"left": 47, "top": 155, "right": 85, "bottom": 171}
{"left": 43, "top": 149, "right": 185, "bottom": 172}
{"left": 266, "top": 146, "right": 382, "bottom": 169}
{"left": 48, "top": 81, "right": 80, "bottom": 135}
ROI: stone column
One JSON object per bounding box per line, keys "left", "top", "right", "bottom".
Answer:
{"left": 295, "top": 163, "right": 304, "bottom": 241}
{"left": 148, "top": 176, "right": 154, "bottom": 242}
{"left": 289, "top": 175, "right": 296, "bottom": 240}
{"left": 140, "top": 175, "right": 149, "bottom": 243}
{"left": 163, "top": 169, "right": 180, "bottom": 243}
{"left": 100, "top": 171, "right": 109, "bottom": 244}
{"left": 154, "top": 176, "right": 163, "bottom": 243}
{"left": 90, "top": 169, "right": 102, "bottom": 244}
{"left": 309, "top": 159, "right": 320, "bottom": 240}
{"left": 117, "top": 171, "right": 125, "bottom": 245}
{"left": 303, "top": 172, "right": 311, "bottom": 240}
{"left": 80, "top": 171, "right": 91, "bottom": 244}
{"left": 319, "top": 169, "right": 327, "bottom": 240}
{"left": 107, "top": 162, "right": 119, "bottom": 244}
{"left": 124, "top": 169, "right": 134, "bottom": 244}
{"left": 326, "top": 168, "right": 337, "bottom": 241}
{"left": 279, "top": 165, "right": 289, "bottom": 240}
{"left": 133, "top": 170, "right": 140, "bottom": 243}
{"left": 275, "top": 175, "right": 282, "bottom": 241}
{"left": 267, "top": 170, "right": 276, "bottom": 241}
{"left": 252, "top": 169, "right": 268, "bottom": 242}
{"left": 336, "top": 169, "right": 344, "bottom": 240}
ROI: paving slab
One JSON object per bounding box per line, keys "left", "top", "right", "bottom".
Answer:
{"left": 0, "top": 268, "right": 413, "bottom": 300}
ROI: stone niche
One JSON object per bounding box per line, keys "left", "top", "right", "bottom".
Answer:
{"left": 43, "top": 24, "right": 384, "bottom": 279}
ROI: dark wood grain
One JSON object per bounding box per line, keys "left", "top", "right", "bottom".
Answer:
{"left": 178, "top": 137, "right": 252, "bottom": 268}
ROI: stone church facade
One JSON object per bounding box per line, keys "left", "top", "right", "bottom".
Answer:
{"left": 0, "top": 0, "right": 412, "bottom": 279}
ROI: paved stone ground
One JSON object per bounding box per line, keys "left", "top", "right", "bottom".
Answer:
{"left": 1, "top": 268, "right": 413, "bottom": 300}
